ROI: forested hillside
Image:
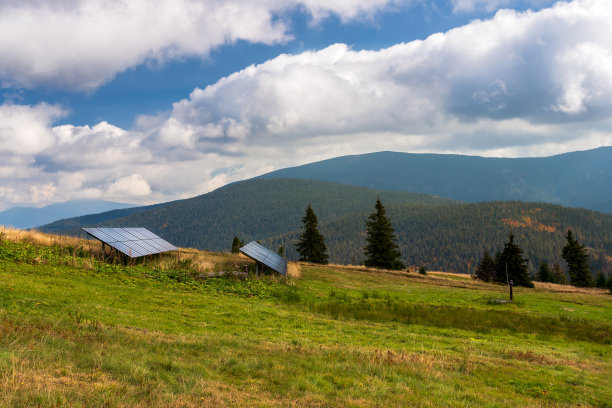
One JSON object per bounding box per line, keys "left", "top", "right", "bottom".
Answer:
{"left": 41, "top": 179, "right": 455, "bottom": 249}
{"left": 265, "top": 201, "right": 612, "bottom": 275}
{"left": 40, "top": 179, "right": 612, "bottom": 277}
{"left": 259, "top": 147, "right": 612, "bottom": 212}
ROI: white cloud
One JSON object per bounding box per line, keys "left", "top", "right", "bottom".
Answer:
{"left": 451, "top": 0, "right": 552, "bottom": 13}
{"left": 0, "top": 0, "right": 400, "bottom": 91}
{"left": 0, "top": 103, "right": 64, "bottom": 154}
{"left": 2, "top": 0, "right": 612, "bottom": 211}
{"left": 106, "top": 174, "right": 152, "bottom": 199}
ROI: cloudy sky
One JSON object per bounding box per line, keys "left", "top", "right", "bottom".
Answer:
{"left": 1, "top": 0, "right": 611, "bottom": 210}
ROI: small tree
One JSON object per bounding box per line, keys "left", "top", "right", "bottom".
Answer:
{"left": 561, "top": 230, "right": 592, "bottom": 287}
{"left": 595, "top": 271, "right": 607, "bottom": 289}
{"left": 295, "top": 204, "right": 328, "bottom": 264}
{"left": 364, "top": 198, "right": 405, "bottom": 270}
{"left": 607, "top": 274, "right": 612, "bottom": 294}
{"left": 475, "top": 249, "right": 496, "bottom": 282}
{"left": 419, "top": 266, "right": 427, "bottom": 275}
{"left": 277, "top": 244, "right": 285, "bottom": 258}
{"left": 551, "top": 261, "right": 568, "bottom": 285}
{"left": 231, "top": 236, "right": 244, "bottom": 253}
{"left": 494, "top": 233, "right": 533, "bottom": 287}
{"left": 537, "top": 262, "right": 552, "bottom": 282}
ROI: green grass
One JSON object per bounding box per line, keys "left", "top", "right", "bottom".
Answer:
{"left": 0, "top": 238, "right": 611, "bottom": 407}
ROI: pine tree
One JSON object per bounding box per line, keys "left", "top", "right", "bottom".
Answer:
{"left": 364, "top": 198, "right": 405, "bottom": 270}
{"left": 295, "top": 204, "right": 328, "bottom": 264}
{"left": 595, "top": 271, "right": 607, "bottom": 289}
{"left": 537, "top": 262, "right": 551, "bottom": 282}
{"left": 551, "top": 261, "right": 568, "bottom": 285}
{"left": 230, "top": 236, "right": 244, "bottom": 253}
{"left": 475, "top": 249, "right": 496, "bottom": 282}
{"left": 561, "top": 230, "right": 592, "bottom": 287}
{"left": 494, "top": 233, "right": 533, "bottom": 287}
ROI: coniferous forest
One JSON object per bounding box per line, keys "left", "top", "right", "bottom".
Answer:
{"left": 40, "top": 178, "right": 612, "bottom": 277}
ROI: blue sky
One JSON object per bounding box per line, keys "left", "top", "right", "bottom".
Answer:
{"left": 1, "top": 0, "right": 611, "bottom": 210}
{"left": 5, "top": 1, "right": 545, "bottom": 129}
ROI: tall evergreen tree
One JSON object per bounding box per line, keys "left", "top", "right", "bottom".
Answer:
{"left": 551, "top": 261, "right": 568, "bottom": 285}
{"left": 475, "top": 249, "right": 496, "bottom": 282}
{"left": 537, "top": 262, "right": 552, "bottom": 282}
{"left": 595, "top": 271, "right": 607, "bottom": 289}
{"left": 561, "top": 230, "right": 592, "bottom": 287}
{"left": 230, "top": 236, "right": 244, "bottom": 253}
{"left": 295, "top": 204, "right": 328, "bottom": 264}
{"left": 494, "top": 233, "right": 533, "bottom": 287}
{"left": 364, "top": 198, "right": 405, "bottom": 270}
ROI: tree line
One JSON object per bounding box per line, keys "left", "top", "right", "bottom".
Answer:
{"left": 476, "top": 229, "right": 612, "bottom": 289}
{"left": 234, "top": 198, "right": 612, "bottom": 291}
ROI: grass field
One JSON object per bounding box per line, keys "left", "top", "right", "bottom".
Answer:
{"left": 0, "top": 229, "right": 611, "bottom": 407}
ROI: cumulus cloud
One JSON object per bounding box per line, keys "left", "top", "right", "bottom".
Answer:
{"left": 0, "top": 103, "right": 65, "bottom": 154}
{"left": 154, "top": 0, "right": 612, "bottom": 147}
{"left": 2, "top": 0, "right": 612, "bottom": 211}
{"left": 107, "top": 174, "right": 152, "bottom": 199}
{"left": 451, "top": 0, "right": 552, "bottom": 13}
{"left": 0, "top": 0, "right": 399, "bottom": 90}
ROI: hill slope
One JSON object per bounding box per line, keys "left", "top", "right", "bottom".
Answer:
{"left": 41, "top": 179, "right": 612, "bottom": 276}
{"left": 264, "top": 201, "right": 612, "bottom": 274}
{"left": 259, "top": 147, "right": 612, "bottom": 211}
{"left": 0, "top": 199, "right": 136, "bottom": 229}
{"left": 41, "top": 178, "right": 456, "bottom": 250}
{"left": 1, "top": 232, "right": 610, "bottom": 406}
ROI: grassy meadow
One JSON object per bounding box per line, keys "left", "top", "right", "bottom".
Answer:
{"left": 0, "top": 228, "right": 611, "bottom": 407}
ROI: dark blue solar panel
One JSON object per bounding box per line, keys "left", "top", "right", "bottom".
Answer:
{"left": 239, "top": 241, "right": 287, "bottom": 275}
{"left": 82, "top": 227, "right": 178, "bottom": 258}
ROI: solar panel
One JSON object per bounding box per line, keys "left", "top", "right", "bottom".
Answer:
{"left": 239, "top": 241, "right": 287, "bottom": 276}
{"left": 82, "top": 227, "right": 178, "bottom": 258}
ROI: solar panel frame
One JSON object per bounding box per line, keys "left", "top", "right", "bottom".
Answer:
{"left": 239, "top": 241, "right": 287, "bottom": 276}
{"left": 82, "top": 227, "right": 178, "bottom": 258}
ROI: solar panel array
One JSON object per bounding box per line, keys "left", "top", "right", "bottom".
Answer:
{"left": 239, "top": 241, "right": 287, "bottom": 276}
{"left": 82, "top": 227, "right": 178, "bottom": 258}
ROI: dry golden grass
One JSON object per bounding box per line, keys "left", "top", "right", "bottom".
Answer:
{"left": 533, "top": 281, "right": 608, "bottom": 294}
{"left": 287, "top": 262, "right": 301, "bottom": 278}
{"left": 0, "top": 226, "right": 103, "bottom": 255}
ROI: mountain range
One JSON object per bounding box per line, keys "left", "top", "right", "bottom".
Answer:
{"left": 259, "top": 147, "right": 612, "bottom": 212}
{"left": 39, "top": 178, "right": 612, "bottom": 275}
{"left": 0, "top": 200, "right": 136, "bottom": 230}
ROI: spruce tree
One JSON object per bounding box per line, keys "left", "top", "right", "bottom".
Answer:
{"left": 295, "top": 204, "right": 328, "bottom": 264}
{"left": 494, "top": 233, "right": 533, "bottom": 287}
{"left": 537, "top": 262, "right": 551, "bottom": 282}
{"left": 551, "top": 261, "right": 567, "bottom": 285}
{"left": 230, "top": 236, "right": 244, "bottom": 253}
{"left": 561, "top": 230, "right": 592, "bottom": 287}
{"left": 595, "top": 271, "right": 607, "bottom": 289}
{"left": 475, "top": 249, "right": 496, "bottom": 282}
{"left": 364, "top": 198, "right": 405, "bottom": 270}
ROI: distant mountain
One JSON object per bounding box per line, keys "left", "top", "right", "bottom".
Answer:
{"left": 0, "top": 200, "right": 137, "bottom": 230}
{"left": 259, "top": 147, "right": 612, "bottom": 212}
{"left": 40, "top": 179, "right": 456, "bottom": 248}
{"left": 41, "top": 203, "right": 162, "bottom": 234}
{"left": 39, "top": 179, "right": 612, "bottom": 276}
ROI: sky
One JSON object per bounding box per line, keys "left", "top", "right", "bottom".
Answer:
{"left": 1, "top": 0, "right": 611, "bottom": 211}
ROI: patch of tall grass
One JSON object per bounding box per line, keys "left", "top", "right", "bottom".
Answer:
{"left": 274, "top": 291, "right": 612, "bottom": 344}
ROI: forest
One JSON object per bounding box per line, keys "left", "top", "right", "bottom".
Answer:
{"left": 40, "top": 178, "right": 612, "bottom": 276}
